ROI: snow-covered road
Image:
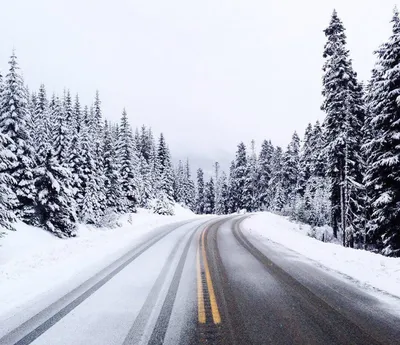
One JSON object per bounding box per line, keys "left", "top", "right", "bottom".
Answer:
{"left": 1, "top": 213, "right": 400, "bottom": 345}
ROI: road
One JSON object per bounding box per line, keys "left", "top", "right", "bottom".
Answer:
{"left": 1, "top": 216, "right": 400, "bottom": 345}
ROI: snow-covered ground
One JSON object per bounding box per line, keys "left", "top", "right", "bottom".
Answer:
{"left": 242, "top": 212, "right": 400, "bottom": 299}
{"left": 0, "top": 204, "right": 198, "bottom": 319}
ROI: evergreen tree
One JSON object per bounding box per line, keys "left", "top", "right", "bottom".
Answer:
{"left": 231, "top": 142, "right": 250, "bottom": 212}
{"left": 138, "top": 153, "right": 153, "bottom": 208}
{"left": 183, "top": 159, "right": 196, "bottom": 210}
{"left": 204, "top": 177, "right": 215, "bottom": 214}
{"left": 196, "top": 168, "right": 205, "bottom": 214}
{"left": 34, "top": 150, "right": 76, "bottom": 237}
{"left": 156, "top": 133, "right": 174, "bottom": 204}
{"left": 244, "top": 140, "right": 259, "bottom": 212}
{"left": 282, "top": 132, "right": 301, "bottom": 215}
{"left": 269, "top": 147, "right": 286, "bottom": 211}
{"left": 258, "top": 140, "right": 274, "bottom": 210}
{"left": 33, "top": 84, "right": 51, "bottom": 165}
{"left": 51, "top": 95, "right": 70, "bottom": 166}
{"left": 299, "top": 124, "right": 313, "bottom": 195}
{"left": 118, "top": 109, "right": 140, "bottom": 212}
{"left": 0, "top": 50, "right": 35, "bottom": 220}
{"left": 0, "top": 133, "right": 16, "bottom": 232}
{"left": 321, "top": 10, "right": 365, "bottom": 245}
{"left": 174, "top": 160, "right": 185, "bottom": 203}
{"left": 364, "top": 9, "right": 400, "bottom": 256}
{"left": 227, "top": 160, "right": 236, "bottom": 213}
{"left": 310, "top": 121, "right": 327, "bottom": 178}
{"left": 103, "top": 121, "right": 124, "bottom": 211}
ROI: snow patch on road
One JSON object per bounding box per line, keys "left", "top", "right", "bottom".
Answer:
{"left": 243, "top": 212, "right": 400, "bottom": 299}
{"left": 0, "top": 205, "right": 198, "bottom": 319}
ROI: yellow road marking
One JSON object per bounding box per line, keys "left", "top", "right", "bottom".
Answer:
{"left": 201, "top": 229, "right": 221, "bottom": 324}
{"left": 196, "top": 246, "right": 206, "bottom": 323}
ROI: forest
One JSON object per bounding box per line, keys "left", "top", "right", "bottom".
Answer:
{"left": 0, "top": 9, "right": 399, "bottom": 257}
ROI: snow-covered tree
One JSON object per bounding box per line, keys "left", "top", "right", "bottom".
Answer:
{"left": 0, "top": 50, "right": 35, "bottom": 220}
{"left": 117, "top": 109, "right": 140, "bottom": 212}
{"left": 258, "top": 140, "right": 274, "bottom": 210}
{"left": 230, "top": 142, "right": 250, "bottom": 212}
{"left": 204, "top": 177, "right": 215, "bottom": 214}
{"left": 103, "top": 121, "right": 124, "bottom": 212}
{"left": 364, "top": 9, "right": 400, "bottom": 256}
{"left": 282, "top": 132, "right": 301, "bottom": 215}
{"left": 156, "top": 133, "right": 174, "bottom": 205}
{"left": 34, "top": 150, "right": 76, "bottom": 237}
{"left": 244, "top": 140, "right": 259, "bottom": 212}
{"left": 322, "top": 10, "right": 365, "bottom": 245}
{"left": 196, "top": 168, "right": 205, "bottom": 214}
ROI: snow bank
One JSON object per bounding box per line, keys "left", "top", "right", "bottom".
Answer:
{"left": 243, "top": 212, "right": 400, "bottom": 299}
{"left": 0, "top": 206, "right": 198, "bottom": 318}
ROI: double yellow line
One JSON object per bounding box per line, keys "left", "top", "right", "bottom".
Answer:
{"left": 196, "top": 228, "right": 221, "bottom": 324}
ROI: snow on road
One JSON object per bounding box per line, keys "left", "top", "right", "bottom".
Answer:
{"left": 0, "top": 205, "right": 199, "bottom": 320}
{"left": 242, "top": 212, "right": 400, "bottom": 300}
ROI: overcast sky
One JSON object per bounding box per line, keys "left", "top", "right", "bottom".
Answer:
{"left": 0, "top": 0, "right": 396, "bottom": 172}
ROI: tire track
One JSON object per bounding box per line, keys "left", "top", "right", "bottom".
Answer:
{"left": 231, "top": 217, "right": 385, "bottom": 345}
{"left": 0, "top": 219, "right": 197, "bottom": 345}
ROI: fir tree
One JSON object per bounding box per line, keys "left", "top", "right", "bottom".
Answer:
{"left": 33, "top": 84, "right": 51, "bottom": 165}
{"left": 231, "top": 142, "right": 250, "bottom": 212}
{"left": 118, "top": 109, "right": 140, "bottom": 212}
{"left": 34, "top": 150, "right": 76, "bottom": 237}
{"left": 244, "top": 140, "right": 259, "bottom": 212}
{"left": 103, "top": 121, "right": 124, "bottom": 211}
{"left": 204, "top": 177, "right": 215, "bottom": 214}
{"left": 364, "top": 9, "right": 400, "bottom": 256}
{"left": 196, "top": 168, "right": 205, "bottom": 214}
{"left": 269, "top": 147, "right": 286, "bottom": 211}
{"left": 0, "top": 133, "right": 16, "bottom": 232}
{"left": 282, "top": 132, "right": 301, "bottom": 215}
{"left": 322, "top": 10, "right": 365, "bottom": 244}
{"left": 258, "top": 140, "right": 274, "bottom": 210}
{"left": 0, "top": 50, "right": 35, "bottom": 220}
{"left": 156, "top": 133, "right": 174, "bottom": 204}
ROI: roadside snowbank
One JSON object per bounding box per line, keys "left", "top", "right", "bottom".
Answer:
{"left": 0, "top": 205, "right": 198, "bottom": 318}
{"left": 243, "top": 212, "right": 400, "bottom": 299}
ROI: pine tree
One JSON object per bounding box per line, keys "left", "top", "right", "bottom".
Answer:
{"left": 174, "top": 160, "right": 185, "bottom": 203}
{"left": 34, "top": 150, "right": 76, "bottom": 237}
{"left": 244, "top": 140, "right": 259, "bottom": 212}
{"left": 156, "top": 133, "right": 174, "bottom": 205}
{"left": 196, "top": 168, "right": 205, "bottom": 214}
{"left": 364, "top": 9, "right": 400, "bottom": 256}
{"left": 51, "top": 95, "right": 70, "bottom": 166}
{"left": 33, "top": 84, "right": 51, "bottom": 165}
{"left": 310, "top": 121, "right": 327, "bottom": 178}
{"left": 227, "top": 160, "right": 236, "bottom": 213}
{"left": 269, "top": 147, "right": 286, "bottom": 211}
{"left": 0, "top": 133, "right": 16, "bottom": 232}
{"left": 138, "top": 152, "right": 153, "bottom": 208}
{"left": 89, "top": 91, "right": 106, "bottom": 218}
{"left": 103, "top": 121, "right": 124, "bottom": 211}
{"left": 214, "top": 162, "right": 224, "bottom": 214}
{"left": 231, "top": 142, "right": 250, "bottom": 212}
{"left": 204, "top": 177, "right": 215, "bottom": 214}
{"left": 183, "top": 159, "right": 196, "bottom": 210}
{"left": 282, "top": 132, "right": 301, "bottom": 215}
{"left": 258, "top": 140, "right": 274, "bottom": 210}
{"left": 0, "top": 50, "right": 35, "bottom": 220}
{"left": 322, "top": 10, "right": 365, "bottom": 245}
{"left": 118, "top": 109, "right": 140, "bottom": 212}
{"left": 77, "top": 113, "right": 96, "bottom": 217}
{"left": 299, "top": 124, "right": 313, "bottom": 195}
{"left": 220, "top": 172, "right": 229, "bottom": 214}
